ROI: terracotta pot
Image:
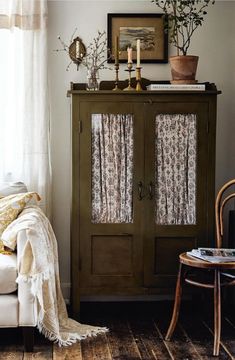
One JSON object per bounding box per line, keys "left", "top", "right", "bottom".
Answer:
{"left": 169, "top": 55, "right": 199, "bottom": 84}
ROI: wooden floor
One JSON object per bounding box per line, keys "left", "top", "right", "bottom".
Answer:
{"left": 0, "top": 301, "right": 235, "bottom": 359}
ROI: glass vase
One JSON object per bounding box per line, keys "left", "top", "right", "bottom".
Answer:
{"left": 86, "top": 67, "right": 99, "bottom": 91}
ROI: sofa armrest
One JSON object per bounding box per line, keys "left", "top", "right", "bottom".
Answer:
{"left": 17, "top": 230, "right": 37, "bottom": 327}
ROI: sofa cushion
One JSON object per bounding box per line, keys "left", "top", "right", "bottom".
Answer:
{"left": 0, "top": 253, "right": 17, "bottom": 294}
{"left": 0, "top": 192, "right": 41, "bottom": 252}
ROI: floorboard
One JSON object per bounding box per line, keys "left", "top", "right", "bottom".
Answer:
{"left": 180, "top": 313, "right": 231, "bottom": 359}
{"left": 81, "top": 334, "right": 112, "bottom": 360}
{"left": 104, "top": 319, "right": 141, "bottom": 360}
{"left": 0, "top": 328, "right": 23, "bottom": 360}
{"left": 0, "top": 301, "right": 234, "bottom": 359}
{"left": 53, "top": 342, "right": 83, "bottom": 360}
{"left": 127, "top": 317, "right": 172, "bottom": 359}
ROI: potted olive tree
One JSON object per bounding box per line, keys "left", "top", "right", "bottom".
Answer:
{"left": 152, "top": 0, "right": 215, "bottom": 83}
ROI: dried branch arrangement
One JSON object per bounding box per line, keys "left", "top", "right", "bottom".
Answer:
{"left": 81, "top": 30, "right": 112, "bottom": 71}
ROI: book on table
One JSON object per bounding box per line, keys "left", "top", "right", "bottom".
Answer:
{"left": 187, "top": 248, "right": 235, "bottom": 263}
{"left": 146, "top": 83, "right": 206, "bottom": 91}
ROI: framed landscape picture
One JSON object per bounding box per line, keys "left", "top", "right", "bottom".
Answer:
{"left": 107, "top": 13, "right": 168, "bottom": 64}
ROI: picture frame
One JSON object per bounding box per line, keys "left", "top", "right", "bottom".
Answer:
{"left": 107, "top": 13, "right": 168, "bottom": 64}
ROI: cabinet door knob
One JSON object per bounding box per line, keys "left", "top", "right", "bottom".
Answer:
{"left": 138, "top": 181, "right": 144, "bottom": 201}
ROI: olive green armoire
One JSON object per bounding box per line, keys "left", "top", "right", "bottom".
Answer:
{"left": 68, "top": 82, "right": 220, "bottom": 318}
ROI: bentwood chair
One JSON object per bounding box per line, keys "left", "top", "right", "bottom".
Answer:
{"left": 165, "top": 179, "right": 235, "bottom": 357}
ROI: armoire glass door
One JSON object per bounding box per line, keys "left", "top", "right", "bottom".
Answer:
{"left": 144, "top": 102, "right": 208, "bottom": 287}
{"left": 78, "top": 101, "right": 145, "bottom": 291}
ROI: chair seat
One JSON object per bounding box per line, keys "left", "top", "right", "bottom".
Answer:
{"left": 180, "top": 252, "right": 235, "bottom": 270}
{"left": 0, "top": 253, "right": 17, "bottom": 294}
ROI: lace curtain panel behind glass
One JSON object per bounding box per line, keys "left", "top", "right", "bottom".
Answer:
{"left": 155, "top": 114, "right": 197, "bottom": 225}
{"left": 91, "top": 114, "right": 134, "bottom": 223}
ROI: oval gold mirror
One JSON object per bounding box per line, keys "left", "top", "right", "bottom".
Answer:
{"left": 69, "top": 36, "right": 86, "bottom": 66}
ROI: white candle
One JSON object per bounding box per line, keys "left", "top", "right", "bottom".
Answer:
{"left": 136, "top": 39, "right": 141, "bottom": 67}
{"left": 115, "top": 36, "right": 119, "bottom": 65}
{"left": 76, "top": 40, "right": 80, "bottom": 59}
{"left": 127, "top": 47, "right": 133, "bottom": 63}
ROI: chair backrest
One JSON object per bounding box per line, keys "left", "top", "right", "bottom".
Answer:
{"left": 215, "top": 179, "right": 235, "bottom": 248}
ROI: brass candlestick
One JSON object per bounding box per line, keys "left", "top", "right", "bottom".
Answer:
{"left": 135, "top": 67, "right": 142, "bottom": 91}
{"left": 112, "top": 63, "right": 121, "bottom": 91}
{"left": 124, "top": 63, "right": 135, "bottom": 91}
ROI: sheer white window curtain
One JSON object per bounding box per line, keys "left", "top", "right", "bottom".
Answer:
{"left": 0, "top": 0, "right": 51, "bottom": 215}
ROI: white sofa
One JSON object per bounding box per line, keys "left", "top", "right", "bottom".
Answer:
{"left": 0, "top": 183, "right": 37, "bottom": 351}
{"left": 0, "top": 229, "right": 37, "bottom": 351}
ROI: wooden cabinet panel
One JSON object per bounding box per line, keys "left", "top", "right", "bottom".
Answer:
{"left": 154, "top": 236, "right": 196, "bottom": 275}
{"left": 69, "top": 86, "right": 220, "bottom": 317}
{"left": 91, "top": 235, "right": 133, "bottom": 275}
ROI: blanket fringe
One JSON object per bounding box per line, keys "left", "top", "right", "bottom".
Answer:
{"left": 12, "top": 207, "right": 109, "bottom": 347}
{"left": 37, "top": 320, "right": 109, "bottom": 346}
{"left": 16, "top": 270, "right": 50, "bottom": 284}
{"left": 17, "top": 274, "right": 109, "bottom": 346}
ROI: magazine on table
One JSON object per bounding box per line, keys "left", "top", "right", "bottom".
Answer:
{"left": 187, "top": 248, "right": 235, "bottom": 263}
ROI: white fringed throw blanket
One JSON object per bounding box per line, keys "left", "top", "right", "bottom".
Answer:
{"left": 2, "top": 205, "right": 108, "bottom": 345}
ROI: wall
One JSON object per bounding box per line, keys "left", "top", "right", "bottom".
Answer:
{"left": 48, "top": 0, "right": 235, "bottom": 300}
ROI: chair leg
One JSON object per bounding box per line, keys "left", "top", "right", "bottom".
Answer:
{"left": 22, "top": 327, "right": 34, "bottom": 352}
{"left": 165, "top": 262, "right": 183, "bottom": 340}
{"left": 213, "top": 269, "right": 221, "bottom": 357}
